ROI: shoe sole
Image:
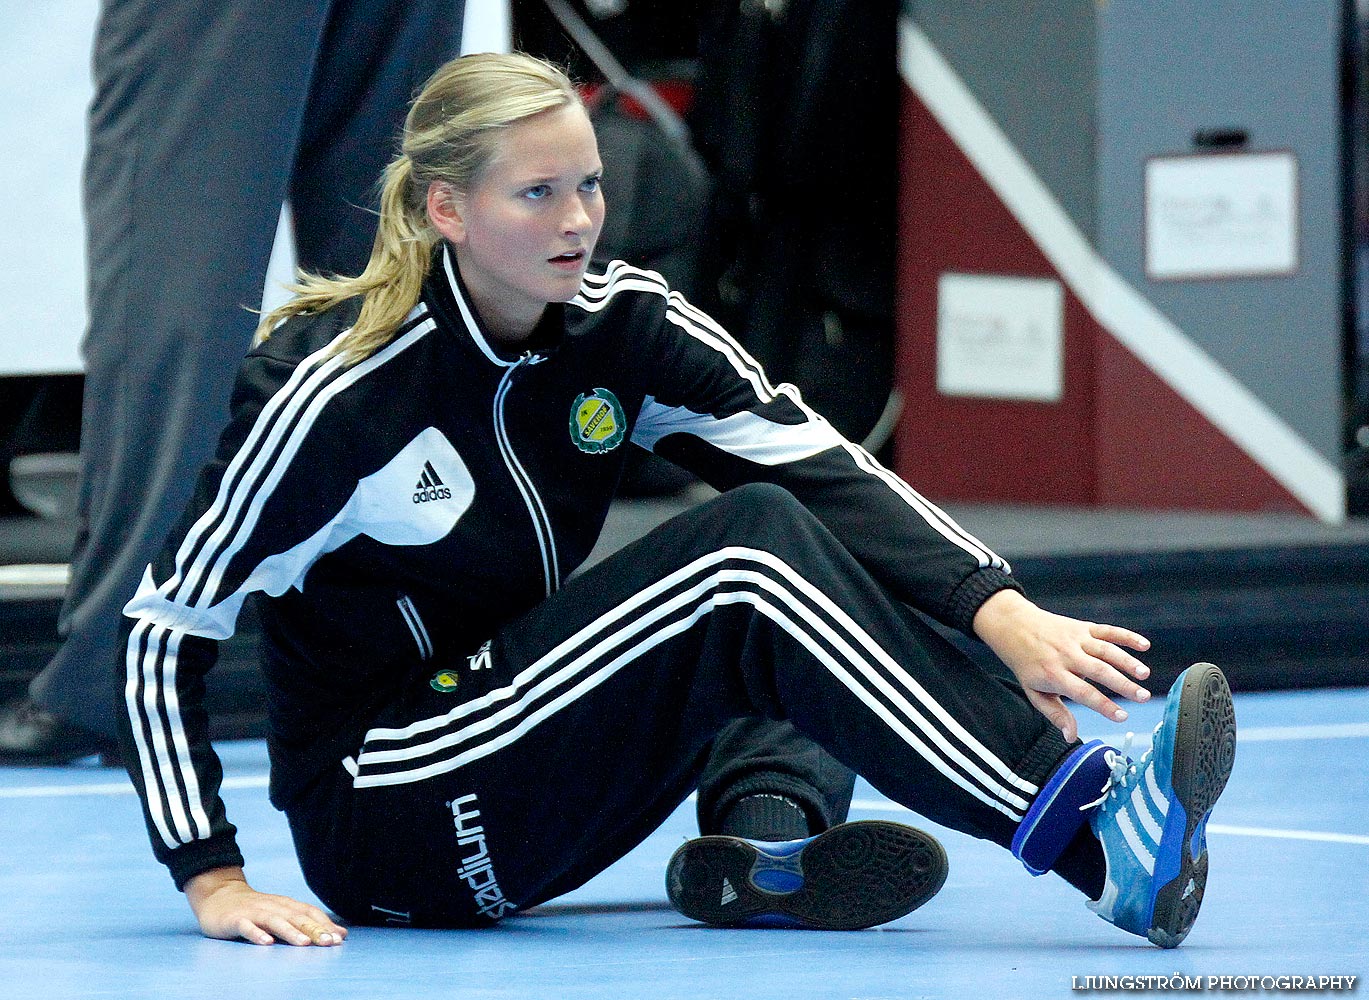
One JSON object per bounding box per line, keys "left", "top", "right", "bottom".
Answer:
{"left": 1148, "top": 662, "right": 1237, "bottom": 948}
{"left": 665, "top": 820, "right": 948, "bottom": 931}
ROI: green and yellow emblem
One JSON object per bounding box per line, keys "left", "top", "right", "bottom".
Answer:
{"left": 429, "top": 669, "right": 460, "bottom": 694}
{"left": 570, "top": 387, "right": 626, "bottom": 454}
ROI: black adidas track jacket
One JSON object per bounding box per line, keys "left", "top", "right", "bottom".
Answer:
{"left": 117, "top": 244, "right": 1019, "bottom": 889}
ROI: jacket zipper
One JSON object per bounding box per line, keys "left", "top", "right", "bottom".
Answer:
{"left": 494, "top": 354, "right": 560, "bottom": 598}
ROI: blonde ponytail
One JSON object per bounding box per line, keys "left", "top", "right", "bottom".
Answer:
{"left": 255, "top": 53, "right": 580, "bottom": 363}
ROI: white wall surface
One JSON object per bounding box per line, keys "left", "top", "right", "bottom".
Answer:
{"left": 0, "top": 0, "right": 98, "bottom": 375}
{"left": 0, "top": 0, "right": 507, "bottom": 377}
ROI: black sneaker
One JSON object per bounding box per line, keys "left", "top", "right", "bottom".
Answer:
{"left": 666, "top": 819, "right": 948, "bottom": 930}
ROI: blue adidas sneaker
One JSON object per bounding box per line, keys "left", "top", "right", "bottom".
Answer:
{"left": 1087, "top": 662, "right": 1237, "bottom": 948}
{"left": 665, "top": 820, "right": 948, "bottom": 931}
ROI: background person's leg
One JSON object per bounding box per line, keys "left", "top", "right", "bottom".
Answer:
{"left": 696, "top": 718, "right": 855, "bottom": 839}
{"left": 290, "top": 0, "right": 466, "bottom": 276}
{"left": 29, "top": 0, "right": 335, "bottom": 745}
{"left": 19, "top": 0, "right": 463, "bottom": 756}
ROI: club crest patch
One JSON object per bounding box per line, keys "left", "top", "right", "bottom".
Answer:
{"left": 429, "top": 669, "right": 461, "bottom": 694}
{"left": 569, "top": 388, "right": 626, "bottom": 454}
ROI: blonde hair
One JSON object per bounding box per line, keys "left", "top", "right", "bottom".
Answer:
{"left": 256, "top": 52, "right": 581, "bottom": 362}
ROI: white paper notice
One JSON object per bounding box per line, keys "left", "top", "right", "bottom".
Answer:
{"left": 1144, "top": 151, "right": 1299, "bottom": 281}
{"left": 935, "top": 273, "right": 1064, "bottom": 403}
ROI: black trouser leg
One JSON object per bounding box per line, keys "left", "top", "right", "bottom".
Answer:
{"left": 695, "top": 718, "right": 855, "bottom": 835}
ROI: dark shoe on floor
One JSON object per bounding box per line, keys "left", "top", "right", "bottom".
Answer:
{"left": 666, "top": 819, "right": 948, "bottom": 930}
{"left": 0, "top": 698, "right": 118, "bottom": 765}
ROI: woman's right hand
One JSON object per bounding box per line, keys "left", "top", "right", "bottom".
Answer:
{"left": 184, "top": 866, "right": 348, "bottom": 946}
{"left": 972, "top": 588, "right": 1152, "bottom": 743}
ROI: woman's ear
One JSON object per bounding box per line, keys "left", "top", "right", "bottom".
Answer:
{"left": 427, "top": 181, "right": 466, "bottom": 244}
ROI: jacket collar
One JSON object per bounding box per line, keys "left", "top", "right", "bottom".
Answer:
{"left": 424, "top": 242, "right": 564, "bottom": 368}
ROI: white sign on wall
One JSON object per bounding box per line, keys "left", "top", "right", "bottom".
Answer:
{"left": 936, "top": 273, "right": 1065, "bottom": 403}
{"left": 1144, "top": 151, "right": 1299, "bottom": 281}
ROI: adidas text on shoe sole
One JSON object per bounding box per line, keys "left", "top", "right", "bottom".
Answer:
{"left": 1148, "top": 662, "right": 1237, "bottom": 948}
{"left": 665, "top": 820, "right": 948, "bottom": 931}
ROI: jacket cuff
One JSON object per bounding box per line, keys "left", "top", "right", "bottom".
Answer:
{"left": 944, "top": 567, "right": 1024, "bottom": 636}
{"left": 166, "top": 834, "right": 247, "bottom": 892}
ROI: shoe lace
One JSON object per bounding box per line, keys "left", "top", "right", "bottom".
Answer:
{"left": 1080, "top": 731, "right": 1138, "bottom": 812}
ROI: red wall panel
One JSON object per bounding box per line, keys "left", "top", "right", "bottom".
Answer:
{"left": 894, "top": 86, "right": 1097, "bottom": 504}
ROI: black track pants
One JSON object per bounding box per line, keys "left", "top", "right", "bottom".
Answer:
{"left": 286, "top": 484, "right": 1071, "bottom": 927}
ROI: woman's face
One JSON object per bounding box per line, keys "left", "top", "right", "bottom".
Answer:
{"left": 430, "top": 103, "right": 605, "bottom": 343}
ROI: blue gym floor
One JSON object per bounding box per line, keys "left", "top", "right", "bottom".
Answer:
{"left": 1, "top": 685, "right": 1364, "bottom": 1000}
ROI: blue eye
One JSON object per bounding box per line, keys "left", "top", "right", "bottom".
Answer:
{"left": 523, "top": 184, "right": 551, "bottom": 200}
{"left": 580, "top": 175, "right": 602, "bottom": 193}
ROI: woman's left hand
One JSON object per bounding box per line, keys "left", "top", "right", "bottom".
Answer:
{"left": 972, "top": 589, "right": 1152, "bottom": 743}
